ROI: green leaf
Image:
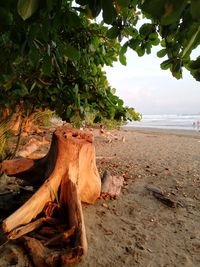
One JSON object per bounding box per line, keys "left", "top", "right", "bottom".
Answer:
{"left": 157, "top": 49, "right": 167, "bottom": 58}
{"left": 191, "top": 69, "right": 200, "bottom": 81}
{"left": 117, "top": 98, "right": 124, "bottom": 108}
{"left": 128, "top": 38, "right": 140, "bottom": 50}
{"left": 149, "top": 32, "right": 158, "bottom": 40}
{"left": 139, "top": 23, "right": 154, "bottom": 37}
{"left": 106, "top": 26, "right": 120, "bottom": 39}
{"left": 146, "top": 45, "right": 151, "bottom": 54}
{"left": 17, "top": 0, "right": 39, "bottom": 20}
{"left": 42, "top": 54, "right": 52, "bottom": 76}
{"left": 189, "top": 56, "right": 200, "bottom": 69}
{"left": 136, "top": 46, "right": 145, "bottom": 57}
{"left": 148, "top": 32, "right": 160, "bottom": 45}
{"left": 150, "top": 38, "right": 160, "bottom": 46}
{"left": 119, "top": 53, "right": 126, "bottom": 65}
{"left": 91, "top": 64, "right": 97, "bottom": 76}
{"left": 160, "top": 59, "right": 172, "bottom": 70}
{"left": 141, "top": 0, "right": 165, "bottom": 19}
{"left": 126, "top": 27, "right": 138, "bottom": 38}
{"left": 120, "top": 43, "right": 128, "bottom": 54}
{"left": 102, "top": 0, "right": 116, "bottom": 24}
{"left": 30, "top": 81, "right": 37, "bottom": 92}
{"left": 61, "top": 43, "right": 80, "bottom": 61}
{"left": 191, "top": 0, "right": 200, "bottom": 20}
{"left": 119, "top": 43, "right": 128, "bottom": 65}
{"left": 51, "top": 95, "right": 56, "bottom": 101}
{"left": 88, "top": 0, "right": 101, "bottom": 17}
{"left": 20, "top": 83, "right": 29, "bottom": 96}
{"left": 172, "top": 59, "right": 182, "bottom": 79}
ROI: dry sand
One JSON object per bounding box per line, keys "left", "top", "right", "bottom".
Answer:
{"left": 77, "top": 127, "right": 200, "bottom": 267}
{"left": 1, "top": 127, "right": 200, "bottom": 267}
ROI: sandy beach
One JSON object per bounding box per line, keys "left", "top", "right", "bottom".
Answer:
{"left": 1, "top": 127, "right": 200, "bottom": 266}
{"left": 77, "top": 127, "right": 200, "bottom": 267}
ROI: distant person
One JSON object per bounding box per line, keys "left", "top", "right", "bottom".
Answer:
{"left": 197, "top": 121, "right": 200, "bottom": 132}
{"left": 193, "top": 121, "right": 196, "bottom": 129}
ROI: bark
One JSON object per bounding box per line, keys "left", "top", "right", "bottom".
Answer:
{"left": 1, "top": 127, "right": 101, "bottom": 266}
{"left": 7, "top": 217, "right": 47, "bottom": 240}
{"left": 1, "top": 128, "right": 101, "bottom": 197}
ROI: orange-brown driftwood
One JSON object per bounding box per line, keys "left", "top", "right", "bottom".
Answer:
{"left": 1, "top": 127, "right": 101, "bottom": 266}
{"left": 1, "top": 128, "right": 101, "bottom": 199}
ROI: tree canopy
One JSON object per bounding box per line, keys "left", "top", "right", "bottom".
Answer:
{"left": 0, "top": 0, "right": 199, "bottom": 124}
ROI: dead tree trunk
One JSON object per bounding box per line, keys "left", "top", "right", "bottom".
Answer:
{"left": 0, "top": 127, "right": 101, "bottom": 266}
{"left": 1, "top": 127, "right": 101, "bottom": 203}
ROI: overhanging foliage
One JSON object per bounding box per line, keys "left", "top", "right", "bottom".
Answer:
{"left": 0, "top": 0, "right": 199, "bottom": 123}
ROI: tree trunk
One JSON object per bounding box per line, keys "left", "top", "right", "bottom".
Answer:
{"left": 1, "top": 127, "right": 101, "bottom": 201}
{"left": 1, "top": 127, "right": 101, "bottom": 266}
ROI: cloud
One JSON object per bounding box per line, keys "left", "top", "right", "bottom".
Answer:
{"left": 104, "top": 49, "right": 200, "bottom": 115}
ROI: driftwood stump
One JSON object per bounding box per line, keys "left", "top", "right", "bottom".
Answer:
{"left": 0, "top": 127, "right": 101, "bottom": 266}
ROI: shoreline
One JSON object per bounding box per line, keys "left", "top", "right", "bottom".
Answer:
{"left": 121, "top": 126, "right": 200, "bottom": 138}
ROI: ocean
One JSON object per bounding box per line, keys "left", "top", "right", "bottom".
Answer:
{"left": 126, "top": 114, "right": 200, "bottom": 131}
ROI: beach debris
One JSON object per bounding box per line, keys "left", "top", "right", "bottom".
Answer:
{"left": 122, "top": 136, "right": 126, "bottom": 143}
{"left": 99, "top": 125, "right": 125, "bottom": 143}
{"left": 145, "top": 184, "right": 185, "bottom": 208}
{"left": 102, "top": 203, "right": 109, "bottom": 209}
{"left": 0, "top": 127, "right": 102, "bottom": 266}
{"left": 17, "top": 137, "right": 50, "bottom": 158}
{"left": 101, "top": 170, "right": 124, "bottom": 199}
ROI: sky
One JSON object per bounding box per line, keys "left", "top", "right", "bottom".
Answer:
{"left": 104, "top": 47, "right": 200, "bottom": 115}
